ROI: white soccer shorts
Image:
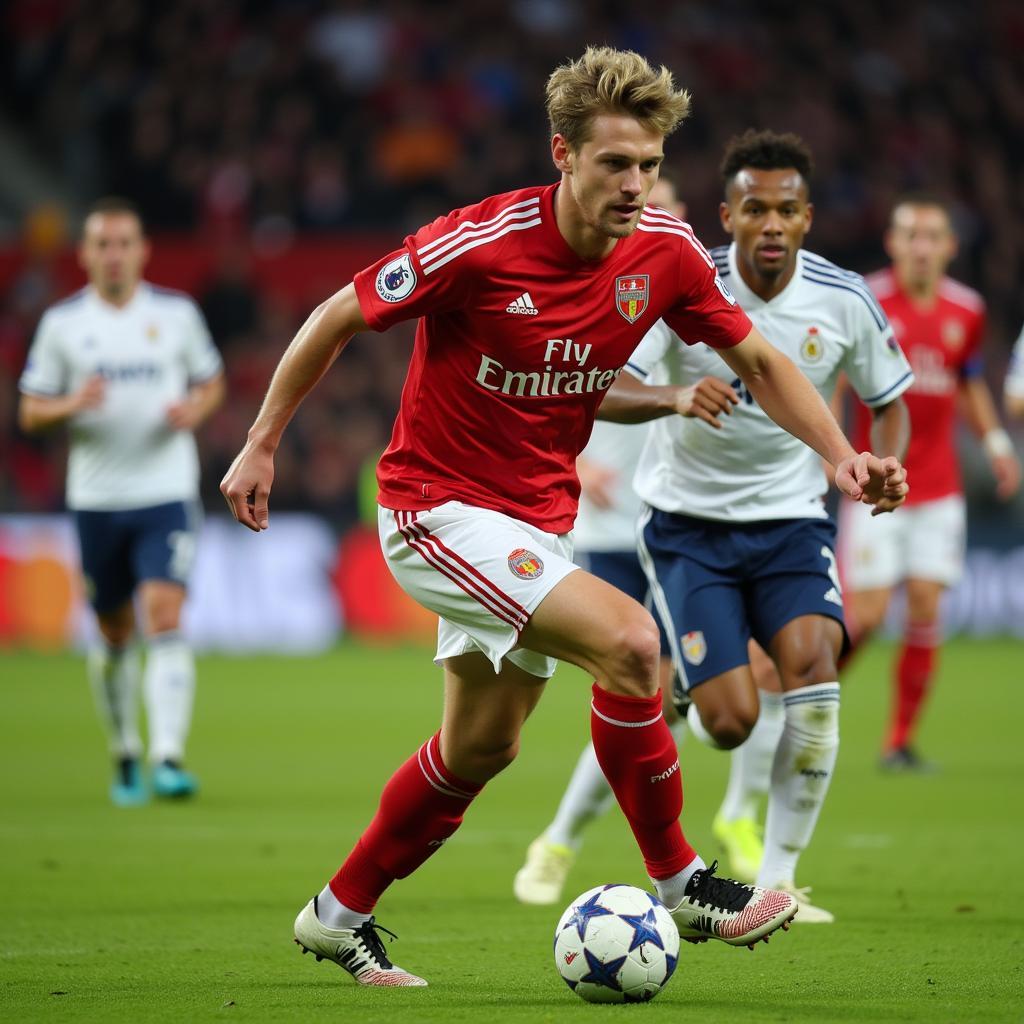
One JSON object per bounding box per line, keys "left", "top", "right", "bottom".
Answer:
{"left": 839, "top": 493, "right": 966, "bottom": 590}
{"left": 378, "top": 501, "right": 579, "bottom": 678}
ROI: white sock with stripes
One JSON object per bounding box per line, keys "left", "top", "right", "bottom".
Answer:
{"left": 758, "top": 682, "right": 840, "bottom": 888}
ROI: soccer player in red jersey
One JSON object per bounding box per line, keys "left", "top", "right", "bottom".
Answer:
{"left": 842, "top": 195, "right": 1020, "bottom": 771}
{"left": 221, "top": 48, "right": 906, "bottom": 987}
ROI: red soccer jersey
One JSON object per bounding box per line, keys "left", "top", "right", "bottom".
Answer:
{"left": 853, "top": 267, "right": 985, "bottom": 504}
{"left": 354, "top": 183, "right": 751, "bottom": 532}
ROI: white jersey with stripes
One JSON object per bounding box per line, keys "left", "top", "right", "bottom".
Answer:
{"left": 627, "top": 243, "right": 914, "bottom": 522}
{"left": 19, "top": 283, "right": 222, "bottom": 510}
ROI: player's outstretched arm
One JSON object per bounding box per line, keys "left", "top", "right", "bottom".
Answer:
{"left": 597, "top": 368, "right": 738, "bottom": 426}
{"left": 718, "top": 327, "right": 909, "bottom": 513}
{"left": 869, "top": 396, "right": 910, "bottom": 462}
{"left": 221, "top": 283, "right": 369, "bottom": 531}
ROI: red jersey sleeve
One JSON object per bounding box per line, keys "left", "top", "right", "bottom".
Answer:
{"left": 661, "top": 235, "right": 751, "bottom": 349}
{"left": 353, "top": 210, "right": 476, "bottom": 331}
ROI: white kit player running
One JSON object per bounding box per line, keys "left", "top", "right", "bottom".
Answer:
{"left": 18, "top": 197, "right": 224, "bottom": 806}
{"left": 222, "top": 52, "right": 906, "bottom": 989}
{"left": 514, "top": 131, "right": 913, "bottom": 924}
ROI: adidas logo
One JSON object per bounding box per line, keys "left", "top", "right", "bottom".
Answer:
{"left": 506, "top": 292, "right": 539, "bottom": 316}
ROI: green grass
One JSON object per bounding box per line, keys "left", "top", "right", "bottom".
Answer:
{"left": 1, "top": 638, "right": 1022, "bottom": 1022}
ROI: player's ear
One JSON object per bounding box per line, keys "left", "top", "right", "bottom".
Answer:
{"left": 718, "top": 201, "right": 732, "bottom": 233}
{"left": 551, "top": 134, "right": 573, "bottom": 174}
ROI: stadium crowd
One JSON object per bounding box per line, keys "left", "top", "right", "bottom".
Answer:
{"left": 2, "top": 0, "right": 1023, "bottom": 524}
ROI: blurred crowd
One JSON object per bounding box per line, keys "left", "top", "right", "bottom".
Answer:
{"left": 2, "top": 0, "right": 1024, "bottom": 524}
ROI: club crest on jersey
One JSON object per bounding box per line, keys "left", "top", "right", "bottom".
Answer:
{"left": 615, "top": 275, "right": 649, "bottom": 323}
{"left": 508, "top": 548, "right": 544, "bottom": 580}
{"left": 376, "top": 253, "right": 417, "bottom": 303}
{"left": 146, "top": 323, "right": 160, "bottom": 342}
{"left": 942, "top": 319, "right": 965, "bottom": 351}
{"left": 681, "top": 631, "right": 706, "bottom": 666}
{"left": 800, "top": 326, "right": 824, "bottom": 363}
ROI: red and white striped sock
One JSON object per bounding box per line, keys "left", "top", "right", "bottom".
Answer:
{"left": 325, "top": 732, "right": 483, "bottom": 917}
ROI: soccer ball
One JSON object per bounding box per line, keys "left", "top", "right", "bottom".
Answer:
{"left": 553, "top": 883, "right": 680, "bottom": 1003}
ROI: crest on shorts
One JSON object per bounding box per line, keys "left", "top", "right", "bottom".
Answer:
{"left": 681, "top": 630, "right": 706, "bottom": 666}
{"left": 375, "top": 252, "right": 417, "bottom": 303}
{"left": 508, "top": 547, "right": 544, "bottom": 579}
{"left": 615, "top": 275, "right": 650, "bottom": 323}
{"left": 800, "top": 326, "right": 824, "bottom": 363}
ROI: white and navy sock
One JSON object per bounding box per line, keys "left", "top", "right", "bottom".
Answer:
{"left": 758, "top": 682, "right": 840, "bottom": 888}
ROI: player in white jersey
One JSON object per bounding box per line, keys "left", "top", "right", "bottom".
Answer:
{"left": 513, "top": 131, "right": 912, "bottom": 922}
{"left": 1006, "top": 324, "right": 1024, "bottom": 419}
{"left": 513, "top": 178, "right": 684, "bottom": 905}
{"left": 18, "top": 197, "right": 224, "bottom": 806}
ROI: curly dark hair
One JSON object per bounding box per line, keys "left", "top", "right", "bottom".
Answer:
{"left": 720, "top": 129, "right": 814, "bottom": 187}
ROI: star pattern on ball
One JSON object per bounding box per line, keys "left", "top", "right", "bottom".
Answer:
{"left": 579, "top": 947, "right": 626, "bottom": 991}
{"left": 664, "top": 953, "right": 678, "bottom": 982}
{"left": 619, "top": 908, "right": 665, "bottom": 952}
{"left": 563, "top": 892, "right": 615, "bottom": 941}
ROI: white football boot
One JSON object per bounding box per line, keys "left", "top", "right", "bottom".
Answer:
{"left": 770, "top": 882, "right": 835, "bottom": 924}
{"left": 513, "top": 834, "right": 576, "bottom": 905}
{"left": 293, "top": 897, "right": 427, "bottom": 987}
{"left": 668, "top": 861, "right": 798, "bottom": 948}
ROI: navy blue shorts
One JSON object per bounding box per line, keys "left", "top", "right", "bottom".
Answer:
{"left": 74, "top": 501, "right": 199, "bottom": 613}
{"left": 639, "top": 508, "right": 847, "bottom": 691}
{"left": 576, "top": 549, "right": 649, "bottom": 606}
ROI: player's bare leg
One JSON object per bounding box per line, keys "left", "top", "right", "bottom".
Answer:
{"left": 522, "top": 571, "right": 797, "bottom": 947}
{"left": 91, "top": 601, "right": 144, "bottom": 805}
{"left": 138, "top": 580, "right": 197, "bottom": 797}
{"left": 882, "top": 577, "right": 943, "bottom": 771}
{"left": 757, "top": 615, "right": 843, "bottom": 922}
{"left": 706, "top": 643, "right": 784, "bottom": 883}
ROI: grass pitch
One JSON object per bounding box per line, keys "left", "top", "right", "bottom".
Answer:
{"left": 1, "top": 638, "right": 1022, "bottom": 1022}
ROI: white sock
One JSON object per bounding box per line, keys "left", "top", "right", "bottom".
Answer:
{"left": 316, "top": 885, "right": 371, "bottom": 929}
{"left": 143, "top": 630, "right": 195, "bottom": 763}
{"left": 652, "top": 855, "right": 707, "bottom": 909}
{"left": 546, "top": 742, "right": 615, "bottom": 849}
{"left": 87, "top": 642, "right": 142, "bottom": 758}
{"left": 718, "top": 690, "right": 785, "bottom": 823}
{"left": 758, "top": 682, "right": 840, "bottom": 888}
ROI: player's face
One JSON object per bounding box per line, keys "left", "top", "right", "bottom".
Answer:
{"left": 885, "top": 204, "right": 956, "bottom": 290}
{"left": 720, "top": 168, "right": 811, "bottom": 284}
{"left": 554, "top": 114, "right": 664, "bottom": 245}
{"left": 79, "top": 212, "right": 149, "bottom": 301}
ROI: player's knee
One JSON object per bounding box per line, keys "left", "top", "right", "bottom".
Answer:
{"left": 702, "top": 708, "right": 756, "bottom": 750}
{"left": 467, "top": 737, "right": 520, "bottom": 780}
{"left": 602, "top": 616, "right": 661, "bottom": 698}
{"left": 783, "top": 642, "right": 839, "bottom": 689}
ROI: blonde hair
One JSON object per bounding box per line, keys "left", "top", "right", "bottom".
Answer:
{"left": 545, "top": 46, "right": 691, "bottom": 151}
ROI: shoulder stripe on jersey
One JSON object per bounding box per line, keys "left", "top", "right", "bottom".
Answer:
{"left": 420, "top": 216, "right": 542, "bottom": 275}
{"left": 801, "top": 253, "right": 864, "bottom": 281}
{"left": 640, "top": 207, "right": 687, "bottom": 228}
{"left": 625, "top": 361, "right": 647, "bottom": 378}
{"left": 800, "top": 272, "right": 888, "bottom": 329}
{"left": 417, "top": 199, "right": 540, "bottom": 258}
{"left": 859, "top": 370, "right": 914, "bottom": 406}
{"left": 938, "top": 277, "right": 985, "bottom": 313}
{"left": 801, "top": 263, "right": 887, "bottom": 317}
{"left": 636, "top": 223, "right": 714, "bottom": 269}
